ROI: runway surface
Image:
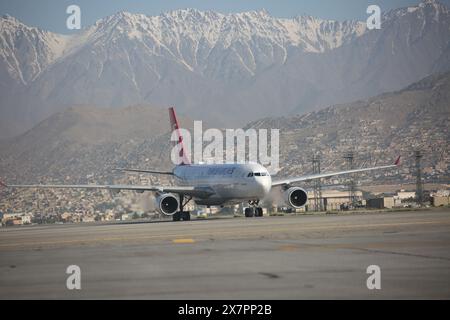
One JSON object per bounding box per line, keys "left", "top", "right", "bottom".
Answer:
{"left": 1, "top": 209, "right": 450, "bottom": 299}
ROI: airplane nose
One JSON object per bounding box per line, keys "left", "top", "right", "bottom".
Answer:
{"left": 257, "top": 176, "right": 272, "bottom": 196}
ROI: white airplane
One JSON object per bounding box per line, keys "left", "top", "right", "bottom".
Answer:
{"left": 1, "top": 107, "right": 400, "bottom": 221}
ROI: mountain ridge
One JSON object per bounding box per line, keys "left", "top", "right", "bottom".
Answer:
{"left": 1, "top": 0, "right": 450, "bottom": 138}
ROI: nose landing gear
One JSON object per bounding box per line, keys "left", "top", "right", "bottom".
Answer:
{"left": 245, "top": 200, "right": 264, "bottom": 218}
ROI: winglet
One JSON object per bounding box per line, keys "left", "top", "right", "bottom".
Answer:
{"left": 394, "top": 156, "right": 401, "bottom": 166}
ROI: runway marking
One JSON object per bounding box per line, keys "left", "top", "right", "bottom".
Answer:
{"left": 172, "top": 238, "right": 195, "bottom": 244}
{"left": 279, "top": 245, "right": 299, "bottom": 252}
{"left": 1, "top": 219, "right": 450, "bottom": 250}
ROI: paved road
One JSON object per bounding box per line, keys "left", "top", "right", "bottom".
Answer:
{"left": 1, "top": 209, "right": 450, "bottom": 299}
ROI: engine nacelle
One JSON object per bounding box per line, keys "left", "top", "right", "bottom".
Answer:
{"left": 155, "top": 193, "right": 179, "bottom": 215}
{"left": 284, "top": 187, "right": 308, "bottom": 208}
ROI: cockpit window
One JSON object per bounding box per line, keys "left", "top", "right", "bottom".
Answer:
{"left": 248, "top": 172, "right": 268, "bottom": 177}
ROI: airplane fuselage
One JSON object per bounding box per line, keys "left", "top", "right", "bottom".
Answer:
{"left": 173, "top": 163, "right": 272, "bottom": 206}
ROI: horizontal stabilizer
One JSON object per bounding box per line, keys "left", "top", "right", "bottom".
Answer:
{"left": 114, "top": 168, "right": 174, "bottom": 175}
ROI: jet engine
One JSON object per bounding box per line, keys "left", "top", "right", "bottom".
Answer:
{"left": 155, "top": 193, "right": 179, "bottom": 215}
{"left": 284, "top": 187, "right": 308, "bottom": 208}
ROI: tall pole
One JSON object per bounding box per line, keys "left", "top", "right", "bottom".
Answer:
{"left": 312, "top": 154, "right": 323, "bottom": 211}
{"left": 343, "top": 151, "right": 356, "bottom": 208}
{"left": 415, "top": 150, "right": 423, "bottom": 206}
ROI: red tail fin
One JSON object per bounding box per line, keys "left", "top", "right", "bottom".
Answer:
{"left": 169, "top": 107, "right": 190, "bottom": 165}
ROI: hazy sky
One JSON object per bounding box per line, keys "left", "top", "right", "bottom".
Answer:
{"left": 2, "top": 0, "right": 450, "bottom": 34}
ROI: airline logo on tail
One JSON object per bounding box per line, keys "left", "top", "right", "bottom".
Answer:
{"left": 169, "top": 107, "right": 190, "bottom": 165}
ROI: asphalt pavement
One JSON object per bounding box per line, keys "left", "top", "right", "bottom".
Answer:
{"left": 1, "top": 209, "right": 449, "bottom": 299}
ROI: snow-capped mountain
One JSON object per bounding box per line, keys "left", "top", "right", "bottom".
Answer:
{"left": 1, "top": 0, "right": 449, "bottom": 138}
{"left": 1, "top": 9, "right": 366, "bottom": 86}
{"left": 0, "top": 15, "right": 68, "bottom": 85}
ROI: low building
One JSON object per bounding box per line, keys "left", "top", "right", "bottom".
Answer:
{"left": 396, "top": 190, "right": 416, "bottom": 201}
{"left": 81, "top": 215, "right": 95, "bottom": 223}
{"left": 307, "top": 190, "right": 364, "bottom": 211}
{"left": 21, "top": 214, "right": 32, "bottom": 224}
{"left": 11, "top": 219, "right": 23, "bottom": 226}
{"left": 2, "top": 213, "right": 32, "bottom": 225}
{"left": 432, "top": 196, "right": 450, "bottom": 207}
{"left": 366, "top": 197, "right": 395, "bottom": 209}
{"left": 121, "top": 213, "right": 132, "bottom": 221}
{"left": 61, "top": 212, "right": 72, "bottom": 222}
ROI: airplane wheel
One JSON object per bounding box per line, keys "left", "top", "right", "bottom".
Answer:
{"left": 255, "top": 207, "right": 263, "bottom": 217}
{"left": 181, "top": 211, "right": 191, "bottom": 221}
{"left": 173, "top": 212, "right": 181, "bottom": 221}
{"left": 244, "top": 208, "right": 254, "bottom": 217}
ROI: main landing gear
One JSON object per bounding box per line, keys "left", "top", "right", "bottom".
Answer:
{"left": 173, "top": 194, "right": 192, "bottom": 222}
{"left": 244, "top": 200, "right": 264, "bottom": 218}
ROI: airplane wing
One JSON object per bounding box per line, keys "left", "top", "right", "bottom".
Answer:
{"left": 272, "top": 156, "right": 400, "bottom": 187}
{"left": 2, "top": 182, "right": 214, "bottom": 198}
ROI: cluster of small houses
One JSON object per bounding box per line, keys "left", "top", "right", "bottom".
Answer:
{"left": 364, "top": 189, "right": 450, "bottom": 209}
{"left": 1, "top": 189, "right": 449, "bottom": 226}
